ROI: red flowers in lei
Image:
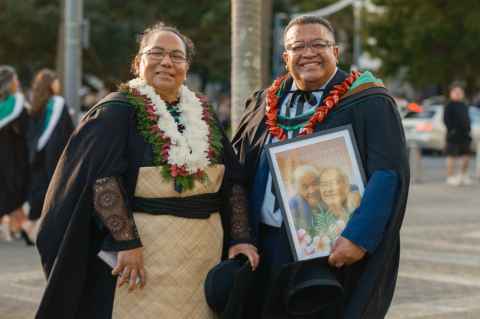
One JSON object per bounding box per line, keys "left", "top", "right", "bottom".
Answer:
{"left": 265, "top": 71, "right": 361, "bottom": 140}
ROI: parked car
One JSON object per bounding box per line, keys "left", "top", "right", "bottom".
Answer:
{"left": 402, "top": 105, "right": 480, "bottom": 153}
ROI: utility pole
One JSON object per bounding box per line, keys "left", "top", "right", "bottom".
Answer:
{"left": 353, "top": 0, "right": 363, "bottom": 69}
{"left": 64, "top": 0, "right": 83, "bottom": 123}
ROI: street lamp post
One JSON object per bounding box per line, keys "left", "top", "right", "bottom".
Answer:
{"left": 64, "top": 0, "right": 83, "bottom": 123}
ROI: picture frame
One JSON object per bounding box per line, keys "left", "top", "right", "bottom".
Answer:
{"left": 266, "top": 125, "right": 367, "bottom": 261}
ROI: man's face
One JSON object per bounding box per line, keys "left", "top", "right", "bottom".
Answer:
{"left": 283, "top": 24, "right": 339, "bottom": 91}
{"left": 298, "top": 172, "right": 322, "bottom": 207}
{"left": 138, "top": 31, "right": 189, "bottom": 98}
{"left": 319, "top": 169, "right": 348, "bottom": 208}
{"left": 449, "top": 87, "right": 464, "bottom": 102}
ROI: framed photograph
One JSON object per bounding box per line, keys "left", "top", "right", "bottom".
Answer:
{"left": 266, "top": 125, "right": 366, "bottom": 261}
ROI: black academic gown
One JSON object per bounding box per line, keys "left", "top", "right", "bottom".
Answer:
{"left": 27, "top": 104, "right": 74, "bottom": 221}
{"left": 0, "top": 105, "right": 29, "bottom": 216}
{"left": 36, "top": 93, "right": 245, "bottom": 319}
{"left": 232, "top": 70, "right": 410, "bottom": 319}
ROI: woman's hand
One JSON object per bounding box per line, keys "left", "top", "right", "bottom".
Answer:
{"left": 228, "top": 243, "right": 260, "bottom": 271}
{"left": 112, "top": 247, "right": 146, "bottom": 292}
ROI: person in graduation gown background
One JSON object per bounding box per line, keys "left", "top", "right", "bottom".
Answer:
{"left": 232, "top": 16, "right": 409, "bottom": 318}
{"left": 35, "top": 22, "right": 259, "bottom": 319}
{"left": 24, "top": 68, "right": 74, "bottom": 243}
{"left": 0, "top": 65, "right": 30, "bottom": 243}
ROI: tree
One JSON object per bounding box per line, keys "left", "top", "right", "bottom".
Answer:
{"left": 83, "top": 0, "right": 231, "bottom": 88}
{"left": 367, "top": 0, "right": 480, "bottom": 95}
{"left": 0, "top": 0, "right": 59, "bottom": 85}
{"left": 231, "top": 0, "right": 263, "bottom": 132}
{"left": 0, "top": 0, "right": 231, "bottom": 89}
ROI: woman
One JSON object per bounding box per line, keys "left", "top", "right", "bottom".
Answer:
{"left": 0, "top": 65, "right": 29, "bottom": 243}
{"left": 36, "top": 22, "right": 259, "bottom": 319}
{"left": 25, "top": 69, "right": 74, "bottom": 242}
{"left": 318, "top": 167, "right": 355, "bottom": 220}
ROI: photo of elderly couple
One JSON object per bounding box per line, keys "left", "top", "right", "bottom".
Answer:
{"left": 267, "top": 130, "right": 365, "bottom": 260}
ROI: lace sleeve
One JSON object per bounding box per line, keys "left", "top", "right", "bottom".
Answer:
{"left": 93, "top": 177, "right": 139, "bottom": 242}
{"left": 229, "top": 184, "right": 251, "bottom": 242}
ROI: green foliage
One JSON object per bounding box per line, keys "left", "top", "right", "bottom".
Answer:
{"left": 367, "top": 0, "right": 480, "bottom": 93}
{"left": 0, "top": 0, "right": 230, "bottom": 86}
{"left": 84, "top": 0, "right": 230, "bottom": 85}
{"left": 0, "top": 0, "right": 58, "bottom": 83}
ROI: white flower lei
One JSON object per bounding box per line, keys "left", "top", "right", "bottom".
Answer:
{"left": 128, "top": 78, "right": 211, "bottom": 174}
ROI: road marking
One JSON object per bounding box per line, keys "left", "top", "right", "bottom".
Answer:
{"left": 402, "top": 238, "right": 480, "bottom": 254}
{"left": 463, "top": 231, "right": 480, "bottom": 239}
{"left": 401, "top": 249, "right": 480, "bottom": 267}
{"left": 398, "top": 271, "right": 480, "bottom": 288}
{"left": 387, "top": 294, "right": 480, "bottom": 319}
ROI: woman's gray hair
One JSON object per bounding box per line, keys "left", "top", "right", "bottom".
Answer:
{"left": 319, "top": 167, "right": 349, "bottom": 186}
{"left": 0, "top": 65, "right": 17, "bottom": 100}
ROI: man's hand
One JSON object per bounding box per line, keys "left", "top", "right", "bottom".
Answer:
{"left": 328, "top": 236, "right": 366, "bottom": 268}
{"left": 228, "top": 243, "right": 260, "bottom": 271}
{"left": 112, "top": 247, "right": 146, "bottom": 292}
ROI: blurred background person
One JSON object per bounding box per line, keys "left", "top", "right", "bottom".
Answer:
{"left": 443, "top": 84, "right": 472, "bottom": 186}
{"left": 0, "top": 65, "right": 30, "bottom": 243}
{"left": 25, "top": 69, "right": 74, "bottom": 242}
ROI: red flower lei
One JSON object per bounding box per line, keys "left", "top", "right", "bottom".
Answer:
{"left": 265, "top": 71, "right": 361, "bottom": 140}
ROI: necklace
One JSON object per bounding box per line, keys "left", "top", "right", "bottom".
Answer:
{"left": 265, "top": 71, "right": 360, "bottom": 140}
{"left": 123, "top": 78, "right": 222, "bottom": 191}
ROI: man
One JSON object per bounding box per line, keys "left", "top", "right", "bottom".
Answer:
{"left": 233, "top": 16, "right": 409, "bottom": 318}
{"left": 443, "top": 84, "right": 472, "bottom": 186}
{"left": 289, "top": 165, "right": 322, "bottom": 232}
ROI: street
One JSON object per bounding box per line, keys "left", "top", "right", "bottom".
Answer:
{"left": 1, "top": 156, "right": 479, "bottom": 318}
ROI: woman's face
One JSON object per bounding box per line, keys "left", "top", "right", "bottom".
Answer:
{"left": 319, "top": 169, "right": 348, "bottom": 208}
{"left": 138, "top": 31, "right": 189, "bottom": 99}
{"left": 51, "top": 79, "right": 61, "bottom": 95}
{"left": 9, "top": 76, "right": 19, "bottom": 93}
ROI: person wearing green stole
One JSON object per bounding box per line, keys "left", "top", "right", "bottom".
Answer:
{"left": 25, "top": 69, "right": 74, "bottom": 243}
{"left": 233, "top": 15, "right": 409, "bottom": 318}
{"left": 0, "top": 65, "right": 30, "bottom": 243}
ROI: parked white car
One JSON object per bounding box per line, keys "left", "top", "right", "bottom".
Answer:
{"left": 402, "top": 105, "right": 480, "bottom": 152}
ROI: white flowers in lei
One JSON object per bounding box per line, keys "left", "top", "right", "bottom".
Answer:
{"left": 128, "top": 78, "right": 211, "bottom": 174}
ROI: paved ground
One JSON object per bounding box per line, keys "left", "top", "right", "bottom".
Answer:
{"left": 0, "top": 156, "right": 479, "bottom": 318}
{"left": 387, "top": 156, "right": 480, "bottom": 319}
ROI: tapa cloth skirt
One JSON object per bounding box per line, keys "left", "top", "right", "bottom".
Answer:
{"left": 112, "top": 165, "right": 225, "bottom": 319}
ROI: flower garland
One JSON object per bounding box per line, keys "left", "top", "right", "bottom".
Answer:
{"left": 121, "top": 79, "right": 222, "bottom": 191}
{"left": 265, "top": 71, "right": 361, "bottom": 140}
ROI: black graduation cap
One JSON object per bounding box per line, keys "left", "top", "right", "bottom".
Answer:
{"left": 262, "top": 257, "right": 344, "bottom": 318}
{"left": 204, "top": 255, "right": 254, "bottom": 319}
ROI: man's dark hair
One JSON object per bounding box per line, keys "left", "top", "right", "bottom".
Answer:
{"left": 449, "top": 81, "right": 465, "bottom": 92}
{"left": 283, "top": 15, "right": 336, "bottom": 43}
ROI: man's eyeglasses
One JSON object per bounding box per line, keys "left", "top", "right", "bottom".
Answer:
{"left": 142, "top": 48, "right": 187, "bottom": 64}
{"left": 286, "top": 40, "right": 336, "bottom": 54}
